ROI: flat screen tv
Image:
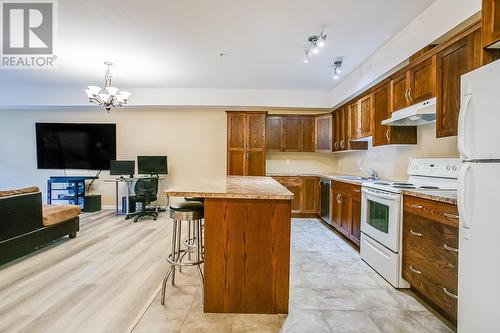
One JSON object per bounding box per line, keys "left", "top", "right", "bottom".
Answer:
{"left": 36, "top": 123, "right": 116, "bottom": 170}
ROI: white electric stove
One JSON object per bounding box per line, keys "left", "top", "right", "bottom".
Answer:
{"left": 360, "top": 158, "right": 460, "bottom": 288}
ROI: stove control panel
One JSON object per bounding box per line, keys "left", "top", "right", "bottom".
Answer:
{"left": 407, "top": 158, "right": 461, "bottom": 179}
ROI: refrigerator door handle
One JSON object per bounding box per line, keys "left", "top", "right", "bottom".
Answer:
{"left": 458, "top": 93, "right": 472, "bottom": 160}
{"left": 458, "top": 163, "right": 471, "bottom": 229}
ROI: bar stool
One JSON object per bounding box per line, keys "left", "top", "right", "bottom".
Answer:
{"left": 161, "top": 201, "right": 204, "bottom": 305}
{"left": 184, "top": 198, "right": 204, "bottom": 260}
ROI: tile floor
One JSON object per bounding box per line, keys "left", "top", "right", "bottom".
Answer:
{"left": 133, "top": 218, "right": 455, "bottom": 333}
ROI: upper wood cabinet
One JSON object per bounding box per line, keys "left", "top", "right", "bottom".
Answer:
{"left": 350, "top": 94, "right": 373, "bottom": 140}
{"left": 389, "top": 72, "right": 411, "bottom": 112}
{"left": 315, "top": 114, "right": 332, "bottom": 152}
{"left": 265, "top": 115, "right": 315, "bottom": 152}
{"left": 265, "top": 116, "right": 283, "bottom": 151}
{"left": 227, "top": 111, "right": 266, "bottom": 176}
{"left": 408, "top": 56, "right": 437, "bottom": 104}
{"left": 436, "top": 31, "right": 478, "bottom": 137}
{"left": 482, "top": 0, "right": 500, "bottom": 48}
{"left": 301, "top": 116, "right": 315, "bottom": 152}
{"left": 373, "top": 82, "right": 417, "bottom": 146}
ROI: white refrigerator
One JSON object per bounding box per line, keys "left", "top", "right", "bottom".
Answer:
{"left": 458, "top": 59, "right": 500, "bottom": 332}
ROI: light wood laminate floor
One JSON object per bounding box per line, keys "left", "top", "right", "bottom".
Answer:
{"left": 0, "top": 210, "right": 170, "bottom": 333}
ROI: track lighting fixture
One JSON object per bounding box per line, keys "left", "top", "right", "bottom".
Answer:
{"left": 333, "top": 58, "right": 343, "bottom": 80}
{"left": 303, "top": 27, "right": 327, "bottom": 63}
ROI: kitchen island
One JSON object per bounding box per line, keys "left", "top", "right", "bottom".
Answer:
{"left": 165, "top": 176, "right": 293, "bottom": 314}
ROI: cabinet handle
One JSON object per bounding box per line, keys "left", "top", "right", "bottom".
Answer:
{"left": 385, "top": 129, "right": 390, "bottom": 142}
{"left": 408, "top": 87, "right": 413, "bottom": 102}
{"left": 410, "top": 229, "right": 423, "bottom": 237}
{"left": 405, "top": 88, "right": 410, "bottom": 102}
{"left": 336, "top": 193, "right": 342, "bottom": 204}
{"left": 443, "top": 288, "right": 458, "bottom": 300}
{"left": 340, "top": 140, "right": 345, "bottom": 149}
{"left": 353, "top": 189, "right": 361, "bottom": 193}
{"left": 334, "top": 142, "right": 339, "bottom": 150}
{"left": 410, "top": 203, "right": 423, "bottom": 209}
{"left": 443, "top": 244, "right": 459, "bottom": 253}
{"left": 443, "top": 212, "right": 459, "bottom": 220}
{"left": 356, "top": 128, "right": 361, "bottom": 135}
{"left": 409, "top": 265, "right": 421, "bottom": 274}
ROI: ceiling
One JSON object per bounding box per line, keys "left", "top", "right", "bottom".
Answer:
{"left": 0, "top": 0, "right": 435, "bottom": 92}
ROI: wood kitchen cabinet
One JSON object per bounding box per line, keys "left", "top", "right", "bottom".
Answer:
{"left": 436, "top": 30, "right": 478, "bottom": 137}
{"left": 350, "top": 94, "right": 373, "bottom": 140}
{"left": 315, "top": 113, "right": 332, "bottom": 152}
{"left": 372, "top": 82, "right": 417, "bottom": 146}
{"left": 273, "top": 176, "right": 319, "bottom": 215}
{"left": 389, "top": 72, "right": 411, "bottom": 112}
{"left": 407, "top": 56, "right": 437, "bottom": 104}
{"left": 402, "top": 195, "right": 459, "bottom": 324}
{"left": 266, "top": 115, "right": 315, "bottom": 152}
{"left": 330, "top": 180, "right": 362, "bottom": 246}
{"left": 227, "top": 111, "right": 266, "bottom": 176}
{"left": 482, "top": 0, "right": 500, "bottom": 48}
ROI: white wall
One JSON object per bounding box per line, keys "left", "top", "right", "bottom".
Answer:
{"left": 0, "top": 108, "right": 227, "bottom": 206}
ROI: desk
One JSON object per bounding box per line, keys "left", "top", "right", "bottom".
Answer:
{"left": 103, "top": 177, "right": 136, "bottom": 215}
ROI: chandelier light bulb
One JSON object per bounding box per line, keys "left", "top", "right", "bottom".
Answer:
{"left": 318, "top": 39, "right": 325, "bottom": 48}
{"left": 334, "top": 74, "right": 339, "bottom": 80}
{"left": 312, "top": 45, "right": 319, "bottom": 54}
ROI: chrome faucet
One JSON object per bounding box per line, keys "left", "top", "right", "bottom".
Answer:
{"left": 368, "top": 168, "right": 380, "bottom": 180}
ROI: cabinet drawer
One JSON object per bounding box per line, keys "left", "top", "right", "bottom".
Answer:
{"left": 402, "top": 261, "right": 457, "bottom": 323}
{"left": 403, "top": 196, "right": 459, "bottom": 227}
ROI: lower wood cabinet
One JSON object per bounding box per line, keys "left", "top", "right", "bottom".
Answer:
{"left": 272, "top": 176, "right": 319, "bottom": 215}
{"left": 402, "top": 195, "right": 459, "bottom": 324}
{"left": 330, "top": 180, "right": 362, "bottom": 246}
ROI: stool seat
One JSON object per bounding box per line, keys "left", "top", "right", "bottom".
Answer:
{"left": 185, "top": 197, "right": 204, "bottom": 202}
{"left": 170, "top": 202, "right": 204, "bottom": 212}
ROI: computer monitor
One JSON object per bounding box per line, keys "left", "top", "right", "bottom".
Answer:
{"left": 110, "top": 160, "right": 135, "bottom": 178}
{"left": 137, "top": 156, "right": 168, "bottom": 175}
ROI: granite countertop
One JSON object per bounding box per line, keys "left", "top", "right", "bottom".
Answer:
{"left": 402, "top": 189, "right": 457, "bottom": 205}
{"left": 267, "top": 172, "right": 379, "bottom": 186}
{"left": 164, "top": 176, "right": 294, "bottom": 200}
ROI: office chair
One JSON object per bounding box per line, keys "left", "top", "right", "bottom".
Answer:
{"left": 125, "top": 177, "right": 159, "bottom": 222}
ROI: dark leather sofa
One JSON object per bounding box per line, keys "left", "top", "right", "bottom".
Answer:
{"left": 0, "top": 188, "right": 80, "bottom": 265}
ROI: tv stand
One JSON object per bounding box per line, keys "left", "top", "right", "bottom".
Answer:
{"left": 47, "top": 176, "right": 98, "bottom": 210}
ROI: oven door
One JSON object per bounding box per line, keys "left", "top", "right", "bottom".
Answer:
{"left": 361, "top": 187, "right": 401, "bottom": 252}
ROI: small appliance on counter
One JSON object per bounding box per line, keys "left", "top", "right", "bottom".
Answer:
{"left": 359, "top": 158, "right": 460, "bottom": 288}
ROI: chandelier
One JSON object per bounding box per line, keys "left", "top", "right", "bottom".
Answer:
{"left": 85, "top": 61, "right": 131, "bottom": 112}
{"left": 304, "top": 27, "right": 327, "bottom": 63}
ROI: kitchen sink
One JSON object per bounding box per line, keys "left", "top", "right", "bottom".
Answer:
{"left": 335, "top": 176, "right": 372, "bottom": 181}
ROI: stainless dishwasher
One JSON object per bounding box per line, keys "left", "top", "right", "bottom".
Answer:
{"left": 320, "top": 178, "right": 330, "bottom": 223}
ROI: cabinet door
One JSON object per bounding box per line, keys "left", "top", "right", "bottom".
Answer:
{"left": 266, "top": 116, "right": 283, "bottom": 151}
{"left": 283, "top": 116, "right": 302, "bottom": 151}
{"left": 246, "top": 151, "right": 266, "bottom": 176}
{"left": 408, "top": 56, "right": 436, "bottom": 104}
{"left": 358, "top": 94, "right": 373, "bottom": 138}
{"left": 339, "top": 108, "right": 348, "bottom": 150}
{"left": 350, "top": 102, "right": 360, "bottom": 140}
{"left": 227, "top": 113, "right": 246, "bottom": 149}
{"left": 482, "top": 0, "right": 500, "bottom": 48}
{"left": 301, "top": 116, "right": 315, "bottom": 152}
{"left": 436, "top": 32, "right": 476, "bottom": 138}
{"left": 315, "top": 114, "right": 332, "bottom": 152}
{"left": 372, "top": 83, "right": 391, "bottom": 146}
{"left": 247, "top": 113, "right": 266, "bottom": 150}
{"left": 332, "top": 111, "right": 340, "bottom": 151}
{"left": 227, "top": 151, "right": 245, "bottom": 176}
{"left": 302, "top": 177, "right": 319, "bottom": 213}
{"left": 330, "top": 188, "right": 343, "bottom": 230}
{"left": 350, "top": 188, "right": 362, "bottom": 244}
{"left": 390, "top": 72, "right": 410, "bottom": 112}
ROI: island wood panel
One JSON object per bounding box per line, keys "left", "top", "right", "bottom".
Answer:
{"left": 204, "top": 198, "right": 291, "bottom": 314}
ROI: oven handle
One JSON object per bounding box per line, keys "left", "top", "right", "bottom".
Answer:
{"left": 362, "top": 188, "right": 400, "bottom": 201}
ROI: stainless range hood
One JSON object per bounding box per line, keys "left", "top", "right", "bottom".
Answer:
{"left": 381, "top": 97, "right": 436, "bottom": 126}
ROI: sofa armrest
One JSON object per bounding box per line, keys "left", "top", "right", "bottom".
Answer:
{"left": 0, "top": 192, "right": 43, "bottom": 242}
